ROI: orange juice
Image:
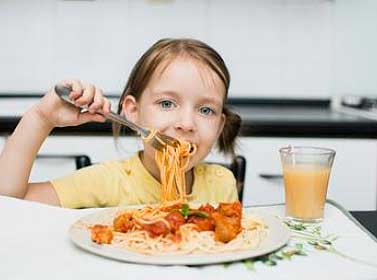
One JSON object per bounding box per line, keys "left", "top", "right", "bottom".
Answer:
{"left": 283, "top": 164, "right": 331, "bottom": 221}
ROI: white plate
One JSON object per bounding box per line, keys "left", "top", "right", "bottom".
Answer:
{"left": 69, "top": 206, "right": 290, "bottom": 266}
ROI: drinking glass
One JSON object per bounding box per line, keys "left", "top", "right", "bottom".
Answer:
{"left": 279, "top": 146, "right": 336, "bottom": 223}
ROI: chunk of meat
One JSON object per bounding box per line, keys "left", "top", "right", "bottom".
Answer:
{"left": 211, "top": 212, "right": 241, "bottom": 243}
{"left": 90, "top": 225, "right": 113, "bottom": 244}
{"left": 140, "top": 221, "right": 170, "bottom": 237}
{"left": 198, "top": 203, "right": 215, "bottom": 214}
{"left": 187, "top": 216, "right": 215, "bottom": 231}
{"left": 165, "top": 211, "right": 186, "bottom": 232}
{"left": 216, "top": 201, "right": 242, "bottom": 218}
{"left": 113, "top": 213, "right": 134, "bottom": 233}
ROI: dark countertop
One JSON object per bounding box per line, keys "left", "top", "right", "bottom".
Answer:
{"left": 2, "top": 96, "right": 377, "bottom": 137}
{"left": 233, "top": 102, "right": 377, "bottom": 138}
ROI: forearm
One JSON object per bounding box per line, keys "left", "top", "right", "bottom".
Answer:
{"left": 0, "top": 106, "right": 54, "bottom": 197}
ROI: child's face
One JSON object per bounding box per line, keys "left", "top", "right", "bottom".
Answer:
{"left": 124, "top": 57, "right": 226, "bottom": 169}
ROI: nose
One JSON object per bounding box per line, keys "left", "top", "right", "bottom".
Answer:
{"left": 174, "top": 109, "right": 196, "bottom": 133}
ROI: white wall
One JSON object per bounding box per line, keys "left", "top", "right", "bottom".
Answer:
{"left": 0, "top": 0, "right": 376, "bottom": 98}
{"left": 333, "top": 0, "right": 377, "bottom": 97}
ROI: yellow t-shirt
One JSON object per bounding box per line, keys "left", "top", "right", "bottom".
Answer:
{"left": 51, "top": 153, "right": 238, "bottom": 208}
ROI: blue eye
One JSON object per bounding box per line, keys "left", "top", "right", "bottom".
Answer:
{"left": 158, "top": 100, "right": 175, "bottom": 110}
{"left": 199, "top": 106, "right": 214, "bottom": 116}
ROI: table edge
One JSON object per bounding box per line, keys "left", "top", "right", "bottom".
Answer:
{"left": 245, "top": 200, "right": 377, "bottom": 243}
{"left": 326, "top": 199, "right": 377, "bottom": 243}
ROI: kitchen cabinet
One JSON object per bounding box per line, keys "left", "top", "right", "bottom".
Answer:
{"left": 0, "top": 135, "right": 139, "bottom": 182}
{"left": 29, "top": 136, "right": 140, "bottom": 182}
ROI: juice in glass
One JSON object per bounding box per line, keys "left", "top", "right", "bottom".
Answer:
{"left": 280, "top": 146, "right": 335, "bottom": 222}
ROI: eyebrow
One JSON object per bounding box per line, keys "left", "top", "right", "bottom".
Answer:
{"left": 153, "top": 90, "right": 179, "bottom": 98}
{"left": 198, "top": 96, "right": 223, "bottom": 108}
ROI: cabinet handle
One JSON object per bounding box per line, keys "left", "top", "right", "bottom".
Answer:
{"left": 259, "top": 173, "right": 283, "bottom": 180}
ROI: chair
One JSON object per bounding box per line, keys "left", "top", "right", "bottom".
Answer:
{"left": 36, "top": 154, "right": 92, "bottom": 170}
{"left": 73, "top": 154, "right": 246, "bottom": 202}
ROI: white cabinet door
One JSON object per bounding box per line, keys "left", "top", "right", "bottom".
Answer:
{"left": 30, "top": 136, "right": 142, "bottom": 182}
{"left": 238, "top": 137, "right": 377, "bottom": 211}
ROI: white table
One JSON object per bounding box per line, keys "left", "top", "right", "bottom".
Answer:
{"left": 1, "top": 196, "right": 377, "bottom": 280}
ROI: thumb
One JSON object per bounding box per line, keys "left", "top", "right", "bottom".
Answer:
{"left": 77, "top": 112, "right": 106, "bottom": 125}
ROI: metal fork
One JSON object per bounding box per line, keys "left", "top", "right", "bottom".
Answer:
{"left": 54, "top": 84, "right": 179, "bottom": 151}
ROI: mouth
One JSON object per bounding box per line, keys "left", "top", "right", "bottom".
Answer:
{"left": 180, "top": 139, "right": 197, "bottom": 153}
{"left": 160, "top": 132, "right": 197, "bottom": 153}
{"left": 188, "top": 143, "right": 197, "bottom": 155}
{"left": 175, "top": 138, "right": 197, "bottom": 156}
{"left": 166, "top": 134, "right": 196, "bottom": 147}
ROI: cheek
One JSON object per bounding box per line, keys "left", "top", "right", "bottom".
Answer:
{"left": 198, "top": 118, "right": 222, "bottom": 141}
{"left": 139, "top": 108, "right": 172, "bottom": 129}
{"left": 195, "top": 120, "right": 222, "bottom": 152}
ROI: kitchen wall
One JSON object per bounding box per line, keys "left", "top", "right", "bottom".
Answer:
{"left": 0, "top": 0, "right": 376, "bottom": 98}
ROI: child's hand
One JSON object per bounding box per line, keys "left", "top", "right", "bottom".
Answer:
{"left": 34, "top": 80, "right": 111, "bottom": 128}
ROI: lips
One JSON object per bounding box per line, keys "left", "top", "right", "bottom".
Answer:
{"left": 161, "top": 131, "right": 197, "bottom": 149}
{"left": 170, "top": 135, "right": 197, "bottom": 147}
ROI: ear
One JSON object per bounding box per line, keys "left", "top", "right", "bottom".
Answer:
{"left": 121, "top": 95, "right": 139, "bottom": 123}
{"left": 216, "top": 112, "right": 226, "bottom": 138}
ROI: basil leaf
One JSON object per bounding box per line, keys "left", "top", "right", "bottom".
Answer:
{"left": 181, "top": 204, "right": 190, "bottom": 218}
{"left": 188, "top": 211, "right": 209, "bottom": 218}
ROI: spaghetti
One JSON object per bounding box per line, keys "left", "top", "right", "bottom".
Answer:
{"left": 142, "top": 129, "right": 196, "bottom": 203}
{"left": 88, "top": 131, "right": 267, "bottom": 255}
{"left": 155, "top": 139, "right": 196, "bottom": 202}
{"left": 89, "top": 202, "right": 268, "bottom": 255}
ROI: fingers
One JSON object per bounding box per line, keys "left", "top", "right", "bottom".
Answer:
{"left": 55, "top": 79, "right": 111, "bottom": 125}
{"left": 87, "top": 87, "right": 104, "bottom": 114}
{"left": 60, "top": 79, "right": 83, "bottom": 100}
{"left": 87, "top": 86, "right": 112, "bottom": 115}
{"left": 85, "top": 96, "right": 111, "bottom": 123}
{"left": 75, "top": 83, "right": 95, "bottom": 106}
{"left": 58, "top": 79, "right": 109, "bottom": 113}
{"left": 102, "top": 98, "right": 112, "bottom": 115}
{"left": 78, "top": 112, "right": 107, "bottom": 125}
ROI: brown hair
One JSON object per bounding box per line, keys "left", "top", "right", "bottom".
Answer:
{"left": 113, "top": 38, "right": 241, "bottom": 155}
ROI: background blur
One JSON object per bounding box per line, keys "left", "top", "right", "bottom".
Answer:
{"left": 1, "top": 0, "right": 377, "bottom": 98}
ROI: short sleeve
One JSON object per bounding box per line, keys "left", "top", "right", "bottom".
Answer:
{"left": 50, "top": 161, "right": 123, "bottom": 208}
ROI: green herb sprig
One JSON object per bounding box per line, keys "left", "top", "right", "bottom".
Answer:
{"left": 180, "top": 204, "right": 209, "bottom": 219}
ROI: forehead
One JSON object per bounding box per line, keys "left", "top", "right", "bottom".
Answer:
{"left": 147, "top": 57, "right": 225, "bottom": 100}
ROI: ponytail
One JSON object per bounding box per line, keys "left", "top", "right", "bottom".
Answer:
{"left": 218, "top": 107, "right": 241, "bottom": 155}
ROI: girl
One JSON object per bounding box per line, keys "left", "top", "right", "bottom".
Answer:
{"left": 0, "top": 38, "right": 241, "bottom": 208}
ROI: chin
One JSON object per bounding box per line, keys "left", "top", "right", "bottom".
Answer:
{"left": 186, "top": 153, "right": 204, "bottom": 170}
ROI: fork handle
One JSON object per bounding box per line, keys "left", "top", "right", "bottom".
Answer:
{"left": 54, "top": 84, "right": 150, "bottom": 137}
{"left": 105, "top": 112, "right": 149, "bottom": 137}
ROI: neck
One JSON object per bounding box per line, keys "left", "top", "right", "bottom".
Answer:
{"left": 139, "top": 151, "right": 194, "bottom": 195}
